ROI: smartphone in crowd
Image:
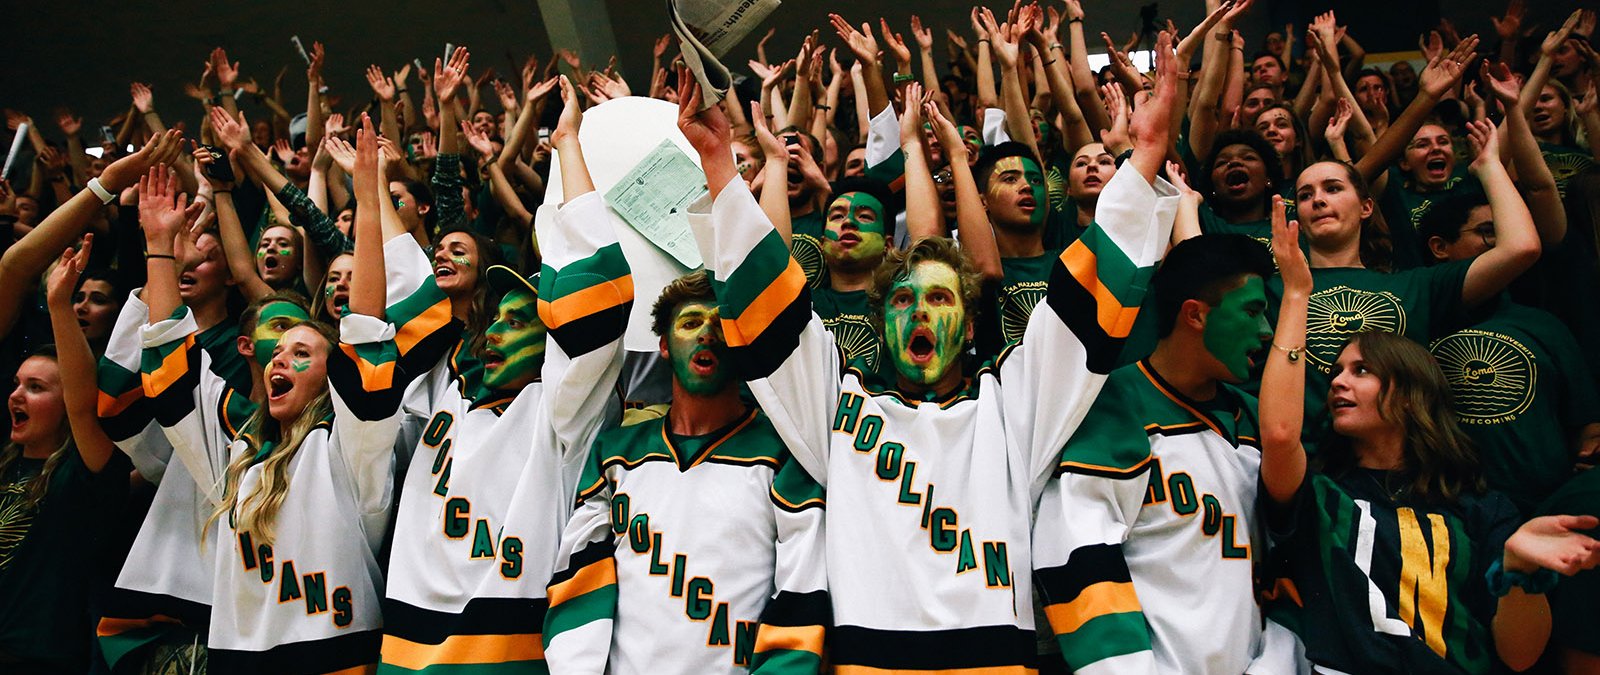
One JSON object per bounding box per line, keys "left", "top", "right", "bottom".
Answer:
{"left": 199, "top": 144, "right": 235, "bottom": 183}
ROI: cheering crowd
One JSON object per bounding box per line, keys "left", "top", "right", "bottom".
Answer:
{"left": 4, "top": 0, "right": 1600, "bottom": 672}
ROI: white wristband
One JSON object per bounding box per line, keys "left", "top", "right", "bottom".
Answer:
{"left": 86, "top": 177, "right": 116, "bottom": 204}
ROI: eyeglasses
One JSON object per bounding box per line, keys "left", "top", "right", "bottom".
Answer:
{"left": 1459, "top": 223, "right": 1495, "bottom": 245}
{"left": 933, "top": 168, "right": 954, "bottom": 184}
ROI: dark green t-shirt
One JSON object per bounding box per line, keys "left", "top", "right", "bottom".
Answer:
{"left": 1538, "top": 469, "right": 1600, "bottom": 657}
{"left": 1538, "top": 141, "right": 1595, "bottom": 199}
{"left": 1267, "top": 261, "right": 1473, "bottom": 449}
{"left": 1377, "top": 166, "right": 1482, "bottom": 271}
{"left": 0, "top": 450, "right": 131, "bottom": 670}
{"left": 1268, "top": 468, "right": 1519, "bottom": 674}
{"left": 813, "top": 286, "right": 886, "bottom": 376}
{"left": 1429, "top": 297, "right": 1600, "bottom": 515}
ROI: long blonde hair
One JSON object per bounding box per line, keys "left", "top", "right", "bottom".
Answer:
{"left": 205, "top": 321, "right": 337, "bottom": 545}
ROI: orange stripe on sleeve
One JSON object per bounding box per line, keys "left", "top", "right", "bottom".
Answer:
{"left": 1044, "top": 580, "right": 1142, "bottom": 635}
{"left": 723, "top": 259, "right": 806, "bottom": 348}
{"left": 1059, "top": 245, "right": 1140, "bottom": 339}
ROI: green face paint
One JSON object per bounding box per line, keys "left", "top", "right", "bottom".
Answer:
{"left": 450, "top": 255, "right": 473, "bottom": 268}
{"left": 985, "top": 156, "right": 1049, "bottom": 227}
{"left": 883, "top": 261, "right": 967, "bottom": 386}
{"left": 251, "top": 301, "right": 312, "bottom": 368}
{"left": 482, "top": 290, "right": 547, "bottom": 390}
{"left": 279, "top": 248, "right": 294, "bottom": 256}
{"left": 1202, "top": 276, "right": 1272, "bottom": 382}
{"left": 290, "top": 359, "right": 311, "bottom": 373}
{"left": 823, "top": 192, "right": 888, "bottom": 266}
{"left": 665, "top": 301, "right": 733, "bottom": 396}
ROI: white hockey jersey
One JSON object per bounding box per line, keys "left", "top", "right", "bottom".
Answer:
{"left": 683, "top": 167, "right": 1175, "bottom": 672}
{"left": 378, "top": 191, "right": 630, "bottom": 673}
{"left": 542, "top": 409, "right": 829, "bottom": 674}
{"left": 141, "top": 281, "right": 455, "bottom": 673}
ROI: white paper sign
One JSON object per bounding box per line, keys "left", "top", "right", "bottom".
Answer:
{"left": 603, "top": 139, "right": 706, "bottom": 269}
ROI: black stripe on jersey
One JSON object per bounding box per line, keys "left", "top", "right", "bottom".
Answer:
{"left": 1046, "top": 261, "right": 1126, "bottom": 375}
{"left": 382, "top": 597, "right": 550, "bottom": 643}
{"left": 208, "top": 628, "right": 380, "bottom": 674}
{"left": 729, "top": 286, "right": 813, "bottom": 380}
{"left": 149, "top": 346, "right": 203, "bottom": 427}
{"left": 549, "top": 538, "right": 617, "bottom": 588}
{"left": 325, "top": 349, "right": 404, "bottom": 422}
{"left": 758, "top": 590, "right": 832, "bottom": 628}
{"left": 101, "top": 398, "right": 155, "bottom": 441}
{"left": 100, "top": 587, "right": 211, "bottom": 632}
{"left": 830, "top": 624, "right": 1037, "bottom": 669}
{"left": 549, "top": 301, "right": 633, "bottom": 358}
{"left": 702, "top": 454, "right": 782, "bottom": 470}
{"left": 1034, "top": 543, "right": 1132, "bottom": 605}
{"left": 397, "top": 317, "right": 467, "bottom": 377}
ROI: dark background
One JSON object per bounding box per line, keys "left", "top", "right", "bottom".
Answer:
{"left": 0, "top": 0, "right": 1590, "bottom": 140}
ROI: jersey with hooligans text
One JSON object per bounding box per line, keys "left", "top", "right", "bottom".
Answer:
{"left": 1034, "top": 360, "right": 1275, "bottom": 674}
{"left": 95, "top": 291, "right": 248, "bottom": 666}
{"left": 685, "top": 166, "right": 1176, "bottom": 672}
{"left": 1265, "top": 468, "right": 1519, "bottom": 674}
{"left": 378, "top": 191, "right": 631, "bottom": 674}
{"left": 141, "top": 279, "right": 456, "bottom": 673}
{"left": 543, "top": 410, "right": 828, "bottom": 674}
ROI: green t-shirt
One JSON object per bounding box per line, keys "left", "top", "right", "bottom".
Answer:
{"left": 1266, "top": 261, "right": 1473, "bottom": 449}
{"left": 1538, "top": 141, "right": 1596, "bottom": 199}
{"left": 0, "top": 450, "right": 131, "bottom": 670}
{"left": 1538, "top": 469, "right": 1600, "bottom": 657}
{"left": 790, "top": 211, "right": 828, "bottom": 290}
{"left": 198, "top": 319, "right": 250, "bottom": 394}
{"left": 1377, "top": 166, "right": 1482, "bottom": 271}
{"left": 1268, "top": 468, "right": 1519, "bottom": 674}
{"left": 813, "top": 286, "right": 886, "bottom": 376}
{"left": 1429, "top": 297, "right": 1600, "bottom": 515}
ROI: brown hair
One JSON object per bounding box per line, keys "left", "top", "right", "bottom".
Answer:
{"left": 867, "top": 237, "right": 984, "bottom": 339}
{"left": 1319, "top": 331, "right": 1484, "bottom": 504}
{"left": 1303, "top": 161, "right": 1394, "bottom": 272}
{"left": 651, "top": 270, "right": 716, "bottom": 337}
{"left": 0, "top": 346, "right": 72, "bottom": 507}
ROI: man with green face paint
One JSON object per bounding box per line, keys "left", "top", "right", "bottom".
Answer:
{"left": 1034, "top": 234, "right": 1291, "bottom": 673}
{"left": 243, "top": 298, "right": 312, "bottom": 369}
{"left": 544, "top": 272, "right": 830, "bottom": 673}
{"left": 964, "top": 142, "right": 1060, "bottom": 354}
{"left": 675, "top": 46, "right": 1182, "bottom": 670}
{"left": 814, "top": 177, "right": 897, "bottom": 375}
{"left": 376, "top": 75, "right": 634, "bottom": 674}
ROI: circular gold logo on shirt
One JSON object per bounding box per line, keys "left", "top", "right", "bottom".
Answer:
{"left": 790, "top": 234, "right": 826, "bottom": 289}
{"left": 1305, "top": 285, "right": 1407, "bottom": 372}
{"left": 999, "top": 281, "right": 1048, "bottom": 345}
{"left": 1429, "top": 329, "right": 1536, "bottom": 424}
{"left": 824, "top": 313, "right": 882, "bottom": 371}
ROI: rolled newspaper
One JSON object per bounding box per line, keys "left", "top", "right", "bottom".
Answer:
{"left": 666, "top": 0, "right": 780, "bottom": 110}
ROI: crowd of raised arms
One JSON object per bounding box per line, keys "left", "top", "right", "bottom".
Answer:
{"left": 6, "top": 0, "right": 1600, "bottom": 673}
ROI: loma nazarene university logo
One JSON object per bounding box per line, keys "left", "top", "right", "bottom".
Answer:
{"left": 999, "top": 281, "right": 1048, "bottom": 346}
{"left": 1429, "top": 329, "right": 1536, "bottom": 424}
{"left": 824, "top": 313, "right": 881, "bottom": 372}
{"left": 1305, "top": 286, "right": 1406, "bottom": 372}
{"left": 790, "top": 234, "right": 826, "bottom": 290}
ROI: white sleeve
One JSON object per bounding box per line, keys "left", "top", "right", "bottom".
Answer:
{"left": 865, "top": 105, "right": 900, "bottom": 166}
{"left": 138, "top": 307, "right": 235, "bottom": 505}
{"left": 982, "top": 108, "right": 1012, "bottom": 146}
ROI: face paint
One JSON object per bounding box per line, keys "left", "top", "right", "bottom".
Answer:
{"left": 884, "top": 261, "right": 967, "bottom": 386}
{"left": 279, "top": 248, "right": 293, "bottom": 256}
{"left": 985, "top": 156, "right": 1049, "bottom": 227}
{"left": 823, "top": 192, "right": 888, "bottom": 265}
{"left": 290, "top": 359, "right": 311, "bottom": 373}
{"left": 666, "top": 301, "right": 733, "bottom": 396}
{"left": 450, "top": 255, "right": 473, "bottom": 268}
{"left": 256, "top": 249, "right": 267, "bottom": 259}
{"left": 1201, "top": 276, "right": 1272, "bottom": 382}
{"left": 250, "top": 301, "right": 312, "bottom": 368}
{"left": 482, "top": 290, "right": 547, "bottom": 390}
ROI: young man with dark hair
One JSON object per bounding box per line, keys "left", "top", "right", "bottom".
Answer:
{"left": 1251, "top": 52, "right": 1287, "bottom": 97}
{"left": 816, "top": 176, "right": 897, "bottom": 372}
{"left": 542, "top": 270, "right": 829, "bottom": 674}
{"left": 968, "top": 140, "right": 1056, "bottom": 352}
{"left": 1033, "top": 233, "right": 1287, "bottom": 672}
{"left": 669, "top": 27, "right": 1181, "bottom": 672}
{"left": 1420, "top": 194, "right": 1600, "bottom": 515}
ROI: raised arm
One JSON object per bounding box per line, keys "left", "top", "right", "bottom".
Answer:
{"left": 194, "top": 144, "right": 272, "bottom": 301}
{"left": 1259, "top": 196, "right": 1309, "bottom": 504}
{"left": 304, "top": 42, "right": 327, "bottom": 161}
{"left": 751, "top": 103, "right": 794, "bottom": 244}
{"left": 45, "top": 238, "right": 117, "bottom": 472}
{"left": 831, "top": 14, "right": 891, "bottom": 118}
{"left": 349, "top": 115, "right": 386, "bottom": 319}
{"left": 927, "top": 102, "right": 1000, "bottom": 279}
{"left": 1484, "top": 60, "right": 1565, "bottom": 246}
{"left": 1064, "top": 0, "right": 1113, "bottom": 136}
{"left": 899, "top": 83, "right": 943, "bottom": 242}
{"left": 1028, "top": 5, "right": 1093, "bottom": 152}
{"left": 1459, "top": 120, "right": 1539, "bottom": 307}
{"left": 1354, "top": 35, "right": 1478, "bottom": 184}
{"left": 550, "top": 76, "right": 594, "bottom": 203}
{"left": 137, "top": 164, "right": 195, "bottom": 325}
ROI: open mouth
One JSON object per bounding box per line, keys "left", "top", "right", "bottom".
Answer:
{"left": 1532, "top": 112, "right": 1552, "bottom": 125}
{"left": 907, "top": 328, "right": 937, "bottom": 364}
{"left": 179, "top": 273, "right": 197, "bottom": 292}
{"left": 9, "top": 407, "right": 27, "bottom": 427}
{"left": 482, "top": 349, "right": 506, "bottom": 371}
{"left": 268, "top": 373, "right": 294, "bottom": 400}
{"left": 1017, "top": 196, "right": 1036, "bottom": 210}
{"left": 434, "top": 264, "right": 457, "bottom": 279}
{"left": 1082, "top": 175, "right": 1102, "bottom": 188}
{"left": 262, "top": 255, "right": 280, "bottom": 271}
{"left": 1224, "top": 168, "right": 1251, "bottom": 189}
{"left": 690, "top": 349, "right": 718, "bottom": 374}
{"left": 1330, "top": 396, "right": 1357, "bottom": 411}
{"left": 839, "top": 232, "right": 861, "bottom": 246}
{"left": 77, "top": 318, "right": 90, "bottom": 329}
{"left": 1425, "top": 156, "right": 1448, "bottom": 175}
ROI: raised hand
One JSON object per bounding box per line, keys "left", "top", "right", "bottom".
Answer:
{"left": 324, "top": 112, "right": 349, "bottom": 137}
{"left": 394, "top": 62, "right": 413, "bottom": 91}
{"left": 366, "top": 65, "right": 397, "bottom": 101}
{"left": 1543, "top": 11, "right": 1582, "bottom": 58}
{"left": 1504, "top": 515, "right": 1600, "bottom": 575}
{"left": 210, "top": 47, "right": 241, "bottom": 88}
{"left": 353, "top": 116, "right": 380, "bottom": 216}
{"left": 552, "top": 75, "right": 584, "bottom": 145}
{"left": 1481, "top": 60, "right": 1520, "bottom": 106}
{"left": 494, "top": 79, "right": 519, "bottom": 112}
{"left": 674, "top": 64, "right": 733, "bottom": 172}
{"left": 100, "top": 129, "right": 184, "bottom": 191}
{"left": 45, "top": 236, "right": 93, "bottom": 308}
{"left": 1271, "top": 195, "right": 1309, "bottom": 295}
{"left": 1326, "top": 98, "right": 1353, "bottom": 142}
{"left": 56, "top": 112, "right": 82, "bottom": 136}
{"left": 1419, "top": 34, "right": 1478, "bottom": 98}
{"left": 1166, "top": 161, "right": 1198, "bottom": 199}
{"left": 1465, "top": 118, "right": 1502, "bottom": 175}
{"left": 1491, "top": 0, "right": 1526, "bottom": 40}
{"left": 1127, "top": 29, "right": 1177, "bottom": 179}
{"left": 1100, "top": 31, "right": 1138, "bottom": 81}
{"left": 881, "top": 18, "right": 913, "bottom": 66}
{"left": 654, "top": 34, "right": 673, "bottom": 59}
{"left": 750, "top": 101, "right": 786, "bottom": 163}
{"left": 910, "top": 15, "right": 934, "bottom": 51}
{"left": 831, "top": 14, "right": 882, "bottom": 66}
{"left": 307, "top": 41, "right": 325, "bottom": 81}
{"left": 435, "top": 47, "right": 471, "bottom": 102}
{"left": 137, "top": 165, "right": 190, "bottom": 250}
{"left": 1419, "top": 30, "right": 1444, "bottom": 62}
{"left": 1177, "top": 1, "right": 1233, "bottom": 64}
{"left": 460, "top": 121, "right": 495, "bottom": 162}
{"left": 1100, "top": 83, "right": 1131, "bottom": 152}
{"left": 899, "top": 81, "right": 929, "bottom": 147}
{"left": 979, "top": 8, "right": 1019, "bottom": 67}
{"left": 271, "top": 138, "right": 296, "bottom": 165}
{"left": 322, "top": 135, "right": 357, "bottom": 174}
{"left": 207, "top": 106, "right": 251, "bottom": 152}
{"left": 131, "top": 83, "right": 155, "bottom": 113}
{"left": 1063, "top": 0, "right": 1084, "bottom": 22}
{"left": 526, "top": 76, "right": 559, "bottom": 105}
{"left": 924, "top": 99, "right": 965, "bottom": 160}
